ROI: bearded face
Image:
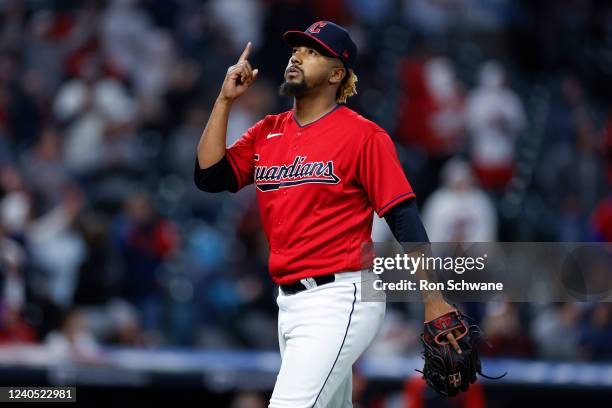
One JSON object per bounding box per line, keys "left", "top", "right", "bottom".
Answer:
{"left": 279, "top": 64, "right": 309, "bottom": 97}
{"left": 279, "top": 46, "right": 340, "bottom": 98}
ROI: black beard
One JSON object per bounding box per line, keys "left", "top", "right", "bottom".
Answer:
{"left": 279, "top": 79, "right": 308, "bottom": 97}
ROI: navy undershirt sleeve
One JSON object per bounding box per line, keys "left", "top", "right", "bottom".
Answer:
{"left": 194, "top": 155, "right": 239, "bottom": 193}
{"left": 383, "top": 198, "right": 430, "bottom": 243}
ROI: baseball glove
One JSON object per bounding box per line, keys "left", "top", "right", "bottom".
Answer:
{"left": 417, "top": 308, "right": 505, "bottom": 397}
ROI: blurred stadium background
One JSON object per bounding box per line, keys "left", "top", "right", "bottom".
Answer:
{"left": 0, "top": 0, "right": 611, "bottom": 406}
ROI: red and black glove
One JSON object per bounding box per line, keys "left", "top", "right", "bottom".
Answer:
{"left": 418, "top": 309, "right": 506, "bottom": 397}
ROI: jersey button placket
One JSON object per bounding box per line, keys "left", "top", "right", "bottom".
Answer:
{"left": 294, "top": 129, "right": 301, "bottom": 151}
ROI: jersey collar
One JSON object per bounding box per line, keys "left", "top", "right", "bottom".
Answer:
{"left": 292, "top": 104, "right": 343, "bottom": 128}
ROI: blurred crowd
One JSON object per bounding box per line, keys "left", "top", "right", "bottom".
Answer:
{"left": 0, "top": 0, "right": 611, "bottom": 363}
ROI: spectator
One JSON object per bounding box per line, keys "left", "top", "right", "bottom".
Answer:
{"left": 99, "top": 0, "right": 155, "bottom": 82}
{"left": 73, "top": 211, "right": 121, "bottom": 306}
{"left": 466, "top": 60, "right": 526, "bottom": 191}
{"left": 395, "top": 55, "right": 466, "bottom": 200}
{"left": 44, "top": 308, "right": 100, "bottom": 358}
{"left": 0, "top": 51, "right": 43, "bottom": 152}
{"left": 26, "top": 185, "right": 85, "bottom": 309}
{"left": 539, "top": 101, "right": 607, "bottom": 241}
{"left": 53, "top": 53, "right": 138, "bottom": 174}
{"left": 0, "top": 306, "right": 38, "bottom": 344}
{"left": 396, "top": 54, "right": 464, "bottom": 156}
{"left": 206, "top": 0, "right": 264, "bottom": 56}
{"left": 158, "top": 59, "right": 202, "bottom": 134}
{"left": 480, "top": 302, "right": 534, "bottom": 358}
{"left": 0, "top": 222, "right": 35, "bottom": 345}
{"left": 21, "top": 127, "right": 70, "bottom": 211}
{"left": 422, "top": 158, "right": 497, "bottom": 241}
{"left": 0, "top": 221, "right": 25, "bottom": 309}
{"left": 590, "top": 195, "right": 612, "bottom": 242}
{"left": 579, "top": 304, "right": 612, "bottom": 361}
{"left": 23, "top": 7, "right": 96, "bottom": 97}
{"left": 79, "top": 298, "right": 146, "bottom": 346}
{"left": 531, "top": 303, "right": 581, "bottom": 360}
{"left": 111, "top": 191, "right": 179, "bottom": 337}
{"left": 0, "top": 164, "right": 30, "bottom": 240}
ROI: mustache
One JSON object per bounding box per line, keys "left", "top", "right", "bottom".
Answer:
{"left": 285, "top": 65, "right": 303, "bottom": 75}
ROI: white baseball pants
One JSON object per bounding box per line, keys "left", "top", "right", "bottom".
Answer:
{"left": 269, "top": 271, "right": 385, "bottom": 408}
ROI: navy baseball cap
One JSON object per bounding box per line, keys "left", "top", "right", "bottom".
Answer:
{"left": 283, "top": 21, "right": 357, "bottom": 69}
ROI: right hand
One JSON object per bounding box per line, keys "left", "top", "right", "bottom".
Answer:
{"left": 219, "top": 42, "right": 259, "bottom": 103}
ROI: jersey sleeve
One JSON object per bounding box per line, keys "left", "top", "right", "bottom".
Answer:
{"left": 225, "top": 119, "right": 264, "bottom": 191}
{"left": 357, "top": 130, "right": 415, "bottom": 217}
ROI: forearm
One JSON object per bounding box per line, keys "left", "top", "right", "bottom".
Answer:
{"left": 197, "top": 41, "right": 257, "bottom": 168}
{"left": 396, "top": 244, "right": 445, "bottom": 307}
{"left": 384, "top": 200, "right": 450, "bottom": 317}
{"left": 197, "top": 97, "right": 232, "bottom": 169}
{"left": 411, "top": 249, "right": 449, "bottom": 319}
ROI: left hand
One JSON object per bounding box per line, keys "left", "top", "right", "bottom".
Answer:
{"left": 424, "top": 300, "right": 463, "bottom": 354}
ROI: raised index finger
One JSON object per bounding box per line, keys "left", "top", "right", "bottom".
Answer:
{"left": 238, "top": 42, "right": 252, "bottom": 62}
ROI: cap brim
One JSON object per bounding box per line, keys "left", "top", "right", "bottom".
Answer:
{"left": 283, "top": 31, "right": 339, "bottom": 58}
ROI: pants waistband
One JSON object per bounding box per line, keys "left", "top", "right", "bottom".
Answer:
{"left": 279, "top": 270, "right": 377, "bottom": 295}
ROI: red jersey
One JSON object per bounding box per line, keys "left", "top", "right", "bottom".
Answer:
{"left": 226, "top": 105, "right": 414, "bottom": 284}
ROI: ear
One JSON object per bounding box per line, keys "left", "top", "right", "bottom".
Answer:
{"left": 329, "top": 66, "right": 346, "bottom": 85}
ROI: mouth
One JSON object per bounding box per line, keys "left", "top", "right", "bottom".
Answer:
{"left": 285, "top": 66, "right": 302, "bottom": 78}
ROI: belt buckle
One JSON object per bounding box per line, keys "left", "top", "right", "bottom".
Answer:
{"left": 299, "top": 277, "right": 317, "bottom": 290}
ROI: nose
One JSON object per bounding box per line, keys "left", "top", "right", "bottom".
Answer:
{"left": 290, "top": 50, "right": 301, "bottom": 65}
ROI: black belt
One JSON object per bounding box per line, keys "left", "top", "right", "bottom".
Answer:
{"left": 280, "top": 274, "right": 335, "bottom": 295}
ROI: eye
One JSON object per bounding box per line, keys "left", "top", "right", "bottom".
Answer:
{"left": 309, "top": 49, "right": 317, "bottom": 56}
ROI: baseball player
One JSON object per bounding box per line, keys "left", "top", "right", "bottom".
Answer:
{"left": 195, "top": 21, "right": 464, "bottom": 407}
